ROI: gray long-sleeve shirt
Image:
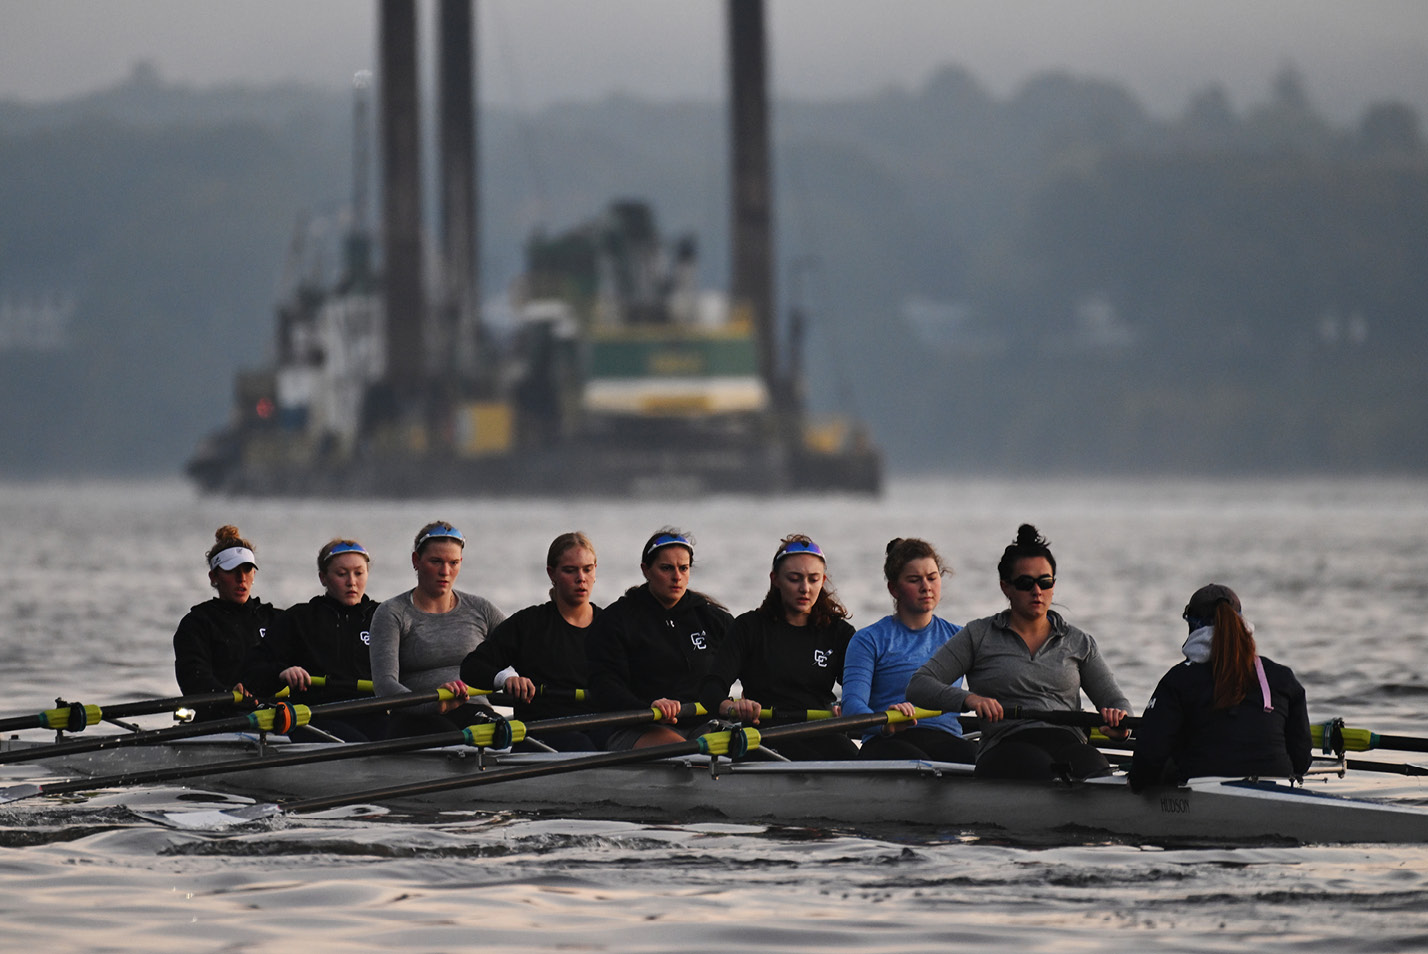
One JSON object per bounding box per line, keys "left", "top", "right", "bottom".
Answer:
{"left": 906, "top": 609, "right": 1131, "bottom": 752}
{"left": 369, "top": 588, "right": 505, "bottom": 716}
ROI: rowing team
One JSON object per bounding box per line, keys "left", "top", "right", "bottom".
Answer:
{"left": 176, "top": 521, "right": 1312, "bottom": 789}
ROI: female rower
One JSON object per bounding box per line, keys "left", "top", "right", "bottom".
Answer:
{"left": 369, "top": 521, "right": 505, "bottom": 736}
{"left": 907, "top": 523, "right": 1131, "bottom": 779}
{"left": 173, "top": 524, "right": 277, "bottom": 718}
{"left": 842, "top": 538, "right": 977, "bottom": 762}
{"left": 461, "top": 532, "right": 603, "bottom": 751}
{"left": 699, "top": 534, "right": 858, "bottom": 760}
{"left": 586, "top": 528, "right": 732, "bottom": 749}
{"left": 1128, "top": 584, "right": 1311, "bottom": 791}
{"left": 241, "top": 538, "right": 381, "bottom": 740}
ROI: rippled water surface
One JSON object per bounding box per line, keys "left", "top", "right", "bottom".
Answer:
{"left": 2, "top": 478, "right": 1427, "bottom": 952}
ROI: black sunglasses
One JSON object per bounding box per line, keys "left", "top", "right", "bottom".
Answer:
{"left": 1009, "top": 574, "right": 1055, "bottom": 591}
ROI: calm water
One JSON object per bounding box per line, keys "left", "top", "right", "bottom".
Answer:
{"left": 2, "top": 477, "right": 1427, "bottom": 953}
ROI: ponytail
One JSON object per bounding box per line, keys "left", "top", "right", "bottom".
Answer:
{"left": 1210, "top": 600, "right": 1257, "bottom": 709}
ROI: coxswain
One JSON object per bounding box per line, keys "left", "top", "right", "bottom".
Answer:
{"left": 1128, "top": 583, "right": 1311, "bottom": 790}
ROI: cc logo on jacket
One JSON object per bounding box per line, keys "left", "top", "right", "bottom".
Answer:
{"left": 689, "top": 632, "right": 708, "bottom": 650}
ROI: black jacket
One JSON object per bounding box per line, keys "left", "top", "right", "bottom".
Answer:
{"left": 698, "top": 609, "right": 853, "bottom": 714}
{"left": 241, "top": 594, "right": 378, "bottom": 702}
{"left": 586, "top": 585, "right": 732, "bottom": 712}
{"left": 461, "top": 601, "right": 601, "bottom": 721}
{"left": 173, "top": 596, "right": 277, "bottom": 694}
{"left": 1128, "top": 655, "right": 1312, "bottom": 791}
{"left": 173, "top": 596, "right": 277, "bottom": 719}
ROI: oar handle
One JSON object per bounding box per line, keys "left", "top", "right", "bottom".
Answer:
{"left": 757, "top": 708, "right": 837, "bottom": 722}
{"left": 273, "top": 678, "right": 375, "bottom": 698}
{"left": 957, "top": 708, "right": 1142, "bottom": 731}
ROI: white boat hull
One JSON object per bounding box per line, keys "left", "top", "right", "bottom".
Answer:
{"left": 8, "top": 735, "right": 1428, "bottom": 845}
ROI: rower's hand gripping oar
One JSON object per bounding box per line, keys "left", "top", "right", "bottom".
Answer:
{"left": 956, "top": 707, "right": 1141, "bottom": 734}
{"left": 0, "top": 703, "right": 705, "bottom": 806}
{"left": 152, "top": 706, "right": 938, "bottom": 829}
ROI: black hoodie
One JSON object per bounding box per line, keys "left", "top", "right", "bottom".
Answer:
{"left": 173, "top": 596, "right": 278, "bottom": 718}
{"left": 586, "top": 584, "right": 732, "bottom": 712}
{"left": 241, "top": 593, "right": 378, "bottom": 702}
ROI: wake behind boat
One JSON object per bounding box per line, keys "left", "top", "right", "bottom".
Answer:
{"left": 5, "top": 730, "right": 1427, "bottom": 846}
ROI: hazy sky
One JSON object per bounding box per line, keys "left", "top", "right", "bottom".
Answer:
{"left": 4, "top": 0, "right": 1428, "bottom": 120}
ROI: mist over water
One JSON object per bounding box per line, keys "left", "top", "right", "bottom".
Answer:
{"left": 2, "top": 477, "right": 1427, "bottom": 951}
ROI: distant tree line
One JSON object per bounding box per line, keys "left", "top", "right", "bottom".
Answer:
{"left": 0, "top": 62, "right": 1423, "bottom": 476}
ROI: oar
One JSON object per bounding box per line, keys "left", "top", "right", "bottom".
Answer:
{"left": 1313, "top": 719, "right": 1428, "bottom": 755}
{"left": 957, "top": 708, "right": 1143, "bottom": 732}
{"left": 0, "top": 703, "right": 704, "bottom": 805}
{"left": 272, "top": 678, "right": 375, "bottom": 699}
{"left": 154, "top": 706, "right": 939, "bottom": 828}
{"left": 760, "top": 708, "right": 836, "bottom": 721}
{"left": 0, "top": 678, "right": 378, "bottom": 735}
{"left": 1003, "top": 712, "right": 1428, "bottom": 756}
{"left": 0, "top": 688, "right": 458, "bottom": 766}
{"left": 0, "top": 690, "right": 249, "bottom": 734}
{"left": 1078, "top": 715, "right": 1428, "bottom": 776}
{"left": 1072, "top": 713, "right": 1428, "bottom": 756}
{"left": 1342, "top": 757, "right": 1428, "bottom": 777}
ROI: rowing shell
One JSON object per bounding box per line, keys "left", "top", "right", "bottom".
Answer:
{"left": 6, "top": 735, "right": 1428, "bottom": 845}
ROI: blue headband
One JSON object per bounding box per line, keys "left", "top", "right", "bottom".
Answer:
{"left": 324, "top": 541, "right": 369, "bottom": 565}
{"left": 416, "top": 525, "right": 465, "bottom": 550}
{"left": 643, "top": 532, "right": 692, "bottom": 562}
{"left": 773, "top": 539, "right": 825, "bottom": 567}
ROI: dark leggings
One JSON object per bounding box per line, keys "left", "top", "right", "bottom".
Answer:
{"left": 973, "top": 726, "right": 1113, "bottom": 780}
{"left": 858, "top": 726, "right": 978, "bottom": 763}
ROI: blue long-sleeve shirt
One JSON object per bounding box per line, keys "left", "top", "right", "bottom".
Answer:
{"left": 842, "top": 614, "right": 965, "bottom": 741}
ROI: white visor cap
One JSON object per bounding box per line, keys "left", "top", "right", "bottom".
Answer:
{"left": 209, "top": 546, "right": 258, "bottom": 571}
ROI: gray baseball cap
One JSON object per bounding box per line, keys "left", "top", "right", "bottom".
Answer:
{"left": 1183, "top": 582, "right": 1241, "bottom": 623}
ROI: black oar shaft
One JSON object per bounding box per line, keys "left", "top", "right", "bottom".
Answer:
{"left": 100, "top": 691, "right": 244, "bottom": 720}
{"left": 14, "top": 730, "right": 470, "bottom": 799}
{"left": 1347, "top": 758, "right": 1428, "bottom": 776}
{"left": 0, "top": 690, "right": 440, "bottom": 765}
{"left": 0, "top": 691, "right": 245, "bottom": 734}
{"left": 0, "top": 678, "right": 377, "bottom": 735}
{"left": 1372, "top": 734, "right": 1428, "bottom": 754}
{"left": 0, "top": 704, "right": 696, "bottom": 804}
{"left": 281, "top": 709, "right": 898, "bottom": 814}
{"left": 957, "top": 708, "right": 1143, "bottom": 731}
